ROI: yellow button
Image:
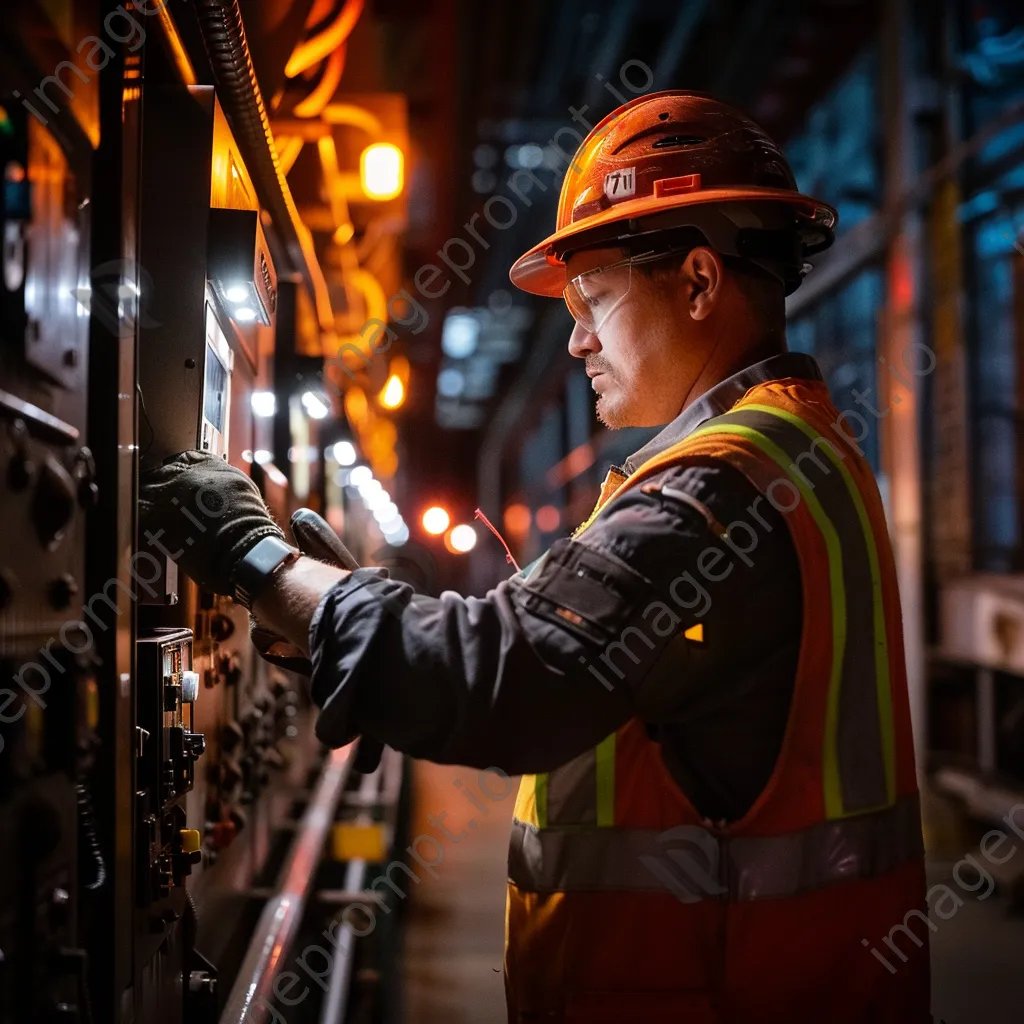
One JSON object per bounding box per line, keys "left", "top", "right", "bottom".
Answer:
{"left": 179, "top": 829, "right": 202, "bottom": 854}
{"left": 683, "top": 622, "right": 704, "bottom": 643}
{"left": 331, "top": 822, "right": 387, "bottom": 863}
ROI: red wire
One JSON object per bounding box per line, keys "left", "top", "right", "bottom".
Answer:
{"left": 474, "top": 507, "right": 521, "bottom": 573}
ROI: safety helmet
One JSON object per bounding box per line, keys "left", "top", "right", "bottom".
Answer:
{"left": 509, "top": 90, "right": 837, "bottom": 297}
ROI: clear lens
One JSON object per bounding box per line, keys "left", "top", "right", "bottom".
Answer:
{"left": 563, "top": 261, "right": 633, "bottom": 334}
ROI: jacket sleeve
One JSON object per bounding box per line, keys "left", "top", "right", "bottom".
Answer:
{"left": 307, "top": 460, "right": 801, "bottom": 775}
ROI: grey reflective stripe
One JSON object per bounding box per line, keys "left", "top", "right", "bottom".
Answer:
{"left": 704, "top": 407, "right": 890, "bottom": 816}
{"left": 546, "top": 747, "right": 598, "bottom": 826}
{"left": 508, "top": 794, "right": 922, "bottom": 899}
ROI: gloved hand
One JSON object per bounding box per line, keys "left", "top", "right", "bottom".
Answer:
{"left": 138, "top": 450, "right": 285, "bottom": 595}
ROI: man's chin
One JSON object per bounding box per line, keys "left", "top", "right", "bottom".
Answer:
{"left": 595, "top": 394, "right": 633, "bottom": 430}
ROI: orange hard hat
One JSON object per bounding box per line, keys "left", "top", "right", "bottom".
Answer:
{"left": 509, "top": 90, "right": 837, "bottom": 297}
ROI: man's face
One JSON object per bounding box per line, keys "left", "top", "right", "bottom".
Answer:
{"left": 564, "top": 246, "right": 700, "bottom": 429}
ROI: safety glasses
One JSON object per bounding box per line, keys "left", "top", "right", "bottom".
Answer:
{"left": 562, "top": 246, "right": 693, "bottom": 334}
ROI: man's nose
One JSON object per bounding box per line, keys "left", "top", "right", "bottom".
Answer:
{"left": 568, "top": 321, "right": 598, "bottom": 358}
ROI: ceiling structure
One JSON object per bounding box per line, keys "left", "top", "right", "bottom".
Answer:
{"left": 259, "top": 0, "right": 884, "bottom": 539}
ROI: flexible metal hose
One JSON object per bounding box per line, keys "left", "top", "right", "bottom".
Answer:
{"left": 192, "top": 0, "right": 336, "bottom": 334}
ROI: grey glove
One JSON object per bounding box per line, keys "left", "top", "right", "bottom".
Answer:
{"left": 138, "top": 450, "right": 285, "bottom": 595}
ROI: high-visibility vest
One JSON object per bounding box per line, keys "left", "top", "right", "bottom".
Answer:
{"left": 505, "top": 377, "right": 931, "bottom": 1024}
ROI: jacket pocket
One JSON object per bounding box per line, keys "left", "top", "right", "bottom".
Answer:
{"left": 514, "top": 537, "right": 653, "bottom": 645}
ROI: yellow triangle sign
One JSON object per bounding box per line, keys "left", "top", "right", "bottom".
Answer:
{"left": 683, "top": 622, "right": 704, "bottom": 643}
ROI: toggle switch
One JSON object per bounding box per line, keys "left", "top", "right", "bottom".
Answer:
{"left": 179, "top": 829, "right": 202, "bottom": 855}
{"left": 181, "top": 671, "right": 200, "bottom": 703}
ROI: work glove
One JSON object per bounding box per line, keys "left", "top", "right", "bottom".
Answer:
{"left": 138, "top": 450, "right": 286, "bottom": 596}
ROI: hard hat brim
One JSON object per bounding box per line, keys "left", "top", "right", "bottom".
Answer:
{"left": 509, "top": 187, "right": 836, "bottom": 297}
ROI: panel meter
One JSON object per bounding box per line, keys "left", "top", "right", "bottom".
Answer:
{"left": 201, "top": 304, "right": 233, "bottom": 457}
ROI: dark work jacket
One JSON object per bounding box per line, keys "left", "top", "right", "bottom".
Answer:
{"left": 308, "top": 353, "right": 820, "bottom": 822}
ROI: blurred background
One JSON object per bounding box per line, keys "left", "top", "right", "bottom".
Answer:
{"left": 1, "top": 0, "right": 1024, "bottom": 1021}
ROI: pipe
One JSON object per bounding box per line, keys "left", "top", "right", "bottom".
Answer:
{"left": 293, "top": 45, "right": 347, "bottom": 118}
{"left": 153, "top": 1, "right": 198, "bottom": 86}
{"left": 218, "top": 744, "right": 357, "bottom": 1024}
{"left": 193, "top": 0, "right": 336, "bottom": 336}
{"left": 318, "top": 767, "right": 380, "bottom": 1024}
{"left": 286, "top": 0, "right": 365, "bottom": 79}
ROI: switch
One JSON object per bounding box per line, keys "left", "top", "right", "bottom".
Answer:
{"left": 183, "top": 731, "right": 206, "bottom": 760}
{"left": 216, "top": 757, "right": 242, "bottom": 790}
{"left": 32, "top": 455, "right": 76, "bottom": 549}
{"left": 181, "top": 671, "right": 200, "bottom": 703}
{"left": 179, "top": 829, "right": 201, "bottom": 855}
{"left": 73, "top": 447, "right": 99, "bottom": 508}
{"left": 48, "top": 575, "right": 78, "bottom": 611}
{"left": 163, "top": 682, "right": 181, "bottom": 711}
{"left": 50, "top": 887, "right": 71, "bottom": 928}
{"left": 219, "top": 720, "right": 243, "bottom": 753}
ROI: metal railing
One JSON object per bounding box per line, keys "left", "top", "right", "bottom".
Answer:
{"left": 218, "top": 743, "right": 358, "bottom": 1024}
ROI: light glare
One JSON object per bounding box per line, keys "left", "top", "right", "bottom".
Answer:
{"left": 422, "top": 506, "right": 450, "bottom": 535}
{"left": 448, "top": 524, "right": 477, "bottom": 553}
{"left": 333, "top": 440, "right": 357, "bottom": 465}
{"left": 251, "top": 391, "right": 276, "bottom": 418}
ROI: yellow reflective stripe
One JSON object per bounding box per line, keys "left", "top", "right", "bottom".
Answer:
{"left": 595, "top": 733, "right": 616, "bottom": 827}
{"left": 690, "top": 421, "right": 848, "bottom": 820}
{"left": 535, "top": 772, "right": 548, "bottom": 829}
{"left": 742, "top": 404, "right": 895, "bottom": 807}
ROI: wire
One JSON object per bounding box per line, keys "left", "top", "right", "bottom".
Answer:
{"left": 292, "top": 45, "right": 346, "bottom": 118}
{"left": 285, "top": 0, "right": 364, "bottom": 79}
{"left": 137, "top": 383, "right": 155, "bottom": 457}
{"left": 76, "top": 780, "right": 107, "bottom": 890}
{"left": 474, "top": 507, "right": 521, "bottom": 572}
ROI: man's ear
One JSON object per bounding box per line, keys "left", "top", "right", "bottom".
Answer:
{"left": 682, "top": 247, "right": 725, "bottom": 322}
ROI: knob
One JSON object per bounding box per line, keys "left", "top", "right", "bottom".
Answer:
{"left": 48, "top": 575, "right": 78, "bottom": 610}
{"left": 7, "top": 452, "right": 33, "bottom": 492}
{"left": 206, "top": 819, "right": 237, "bottom": 851}
{"left": 217, "top": 758, "right": 242, "bottom": 789}
{"left": 47, "top": 1004, "right": 80, "bottom": 1022}
{"left": 180, "top": 671, "right": 200, "bottom": 703}
{"left": 49, "top": 887, "right": 71, "bottom": 927}
{"left": 210, "top": 614, "right": 235, "bottom": 642}
{"left": 179, "top": 829, "right": 202, "bottom": 854}
{"left": 219, "top": 720, "right": 243, "bottom": 753}
{"left": 31, "top": 455, "right": 76, "bottom": 549}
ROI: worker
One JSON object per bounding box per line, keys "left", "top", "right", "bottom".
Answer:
{"left": 140, "top": 91, "right": 932, "bottom": 1023}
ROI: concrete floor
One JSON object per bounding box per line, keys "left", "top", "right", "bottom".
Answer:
{"left": 400, "top": 770, "right": 1024, "bottom": 1023}
{"left": 927, "top": 858, "right": 1024, "bottom": 1024}
{"left": 401, "top": 761, "right": 515, "bottom": 1023}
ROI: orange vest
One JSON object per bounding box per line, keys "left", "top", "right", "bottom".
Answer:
{"left": 504, "top": 378, "right": 931, "bottom": 1024}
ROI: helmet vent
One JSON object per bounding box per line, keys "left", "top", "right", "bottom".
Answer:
{"left": 651, "top": 134, "right": 706, "bottom": 149}
{"left": 658, "top": 112, "right": 670, "bottom": 121}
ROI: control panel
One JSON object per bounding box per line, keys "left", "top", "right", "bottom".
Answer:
{"left": 135, "top": 630, "right": 206, "bottom": 913}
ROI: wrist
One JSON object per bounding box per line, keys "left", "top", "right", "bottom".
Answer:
{"left": 252, "top": 555, "right": 350, "bottom": 653}
{"left": 229, "top": 534, "right": 299, "bottom": 611}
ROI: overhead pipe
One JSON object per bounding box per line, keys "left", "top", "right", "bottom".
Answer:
{"left": 293, "top": 45, "right": 347, "bottom": 118}
{"left": 286, "top": 0, "right": 365, "bottom": 79}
